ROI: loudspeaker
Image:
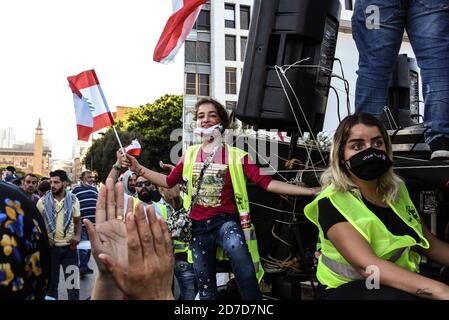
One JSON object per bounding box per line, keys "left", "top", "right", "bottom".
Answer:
{"left": 383, "top": 54, "right": 420, "bottom": 129}
{"left": 236, "top": 0, "right": 341, "bottom": 135}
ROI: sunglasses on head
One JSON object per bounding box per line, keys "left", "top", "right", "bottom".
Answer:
{"left": 136, "top": 181, "right": 152, "bottom": 188}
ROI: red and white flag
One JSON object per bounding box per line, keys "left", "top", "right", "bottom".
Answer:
{"left": 153, "top": 0, "right": 207, "bottom": 64}
{"left": 67, "top": 69, "right": 114, "bottom": 141}
{"left": 124, "top": 139, "right": 142, "bottom": 157}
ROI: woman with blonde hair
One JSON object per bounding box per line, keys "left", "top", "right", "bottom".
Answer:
{"left": 305, "top": 113, "right": 449, "bottom": 300}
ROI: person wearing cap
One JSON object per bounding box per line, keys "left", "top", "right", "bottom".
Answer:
{"left": 3, "top": 166, "right": 18, "bottom": 183}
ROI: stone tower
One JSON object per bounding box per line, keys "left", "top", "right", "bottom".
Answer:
{"left": 33, "top": 118, "right": 43, "bottom": 175}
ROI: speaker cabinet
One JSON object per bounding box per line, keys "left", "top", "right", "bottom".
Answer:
{"left": 236, "top": 0, "right": 341, "bottom": 135}
{"left": 383, "top": 54, "right": 420, "bottom": 129}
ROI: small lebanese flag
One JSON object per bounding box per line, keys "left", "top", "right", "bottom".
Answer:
{"left": 67, "top": 69, "right": 114, "bottom": 141}
{"left": 277, "top": 131, "right": 285, "bottom": 142}
{"left": 125, "top": 139, "right": 141, "bottom": 156}
{"left": 153, "top": 0, "right": 207, "bottom": 64}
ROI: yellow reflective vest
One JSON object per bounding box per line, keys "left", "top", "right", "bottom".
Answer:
{"left": 182, "top": 144, "right": 264, "bottom": 282}
{"left": 304, "top": 183, "right": 429, "bottom": 289}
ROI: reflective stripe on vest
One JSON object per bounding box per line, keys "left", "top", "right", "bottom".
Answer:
{"left": 304, "top": 183, "right": 429, "bottom": 289}
{"left": 173, "top": 240, "right": 189, "bottom": 254}
{"left": 182, "top": 144, "right": 264, "bottom": 282}
{"left": 321, "top": 248, "right": 407, "bottom": 280}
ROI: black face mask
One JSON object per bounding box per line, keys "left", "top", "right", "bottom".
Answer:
{"left": 345, "top": 148, "right": 393, "bottom": 181}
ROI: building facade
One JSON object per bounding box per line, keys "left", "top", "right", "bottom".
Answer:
{"left": 113, "top": 106, "right": 138, "bottom": 122}
{"left": 0, "top": 119, "right": 51, "bottom": 176}
{"left": 182, "top": 0, "right": 418, "bottom": 142}
{"left": 52, "top": 159, "right": 75, "bottom": 182}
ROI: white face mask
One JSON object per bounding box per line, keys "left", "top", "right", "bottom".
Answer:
{"left": 193, "top": 123, "right": 223, "bottom": 137}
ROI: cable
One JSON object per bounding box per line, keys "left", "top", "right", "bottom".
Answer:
{"left": 332, "top": 85, "right": 355, "bottom": 98}
{"left": 333, "top": 58, "right": 351, "bottom": 115}
{"left": 249, "top": 201, "right": 309, "bottom": 217}
{"left": 393, "top": 155, "right": 429, "bottom": 162}
{"left": 275, "top": 64, "right": 328, "bottom": 175}
{"left": 275, "top": 66, "right": 321, "bottom": 181}
{"left": 261, "top": 254, "right": 301, "bottom": 273}
{"left": 334, "top": 58, "right": 345, "bottom": 79}
{"left": 260, "top": 225, "right": 300, "bottom": 273}
{"left": 327, "top": 85, "right": 341, "bottom": 123}
{"left": 245, "top": 140, "right": 289, "bottom": 183}
{"left": 271, "top": 224, "right": 294, "bottom": 248}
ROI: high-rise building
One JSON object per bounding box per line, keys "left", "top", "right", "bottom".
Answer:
{"left": 0, "top": 127, "right": 16, "bottom": 149}
{"left": 182, "top": 0, "right": 252, "bottom": 148}
{"left": 182, "top": 1, "right": 417, "bottom": 143}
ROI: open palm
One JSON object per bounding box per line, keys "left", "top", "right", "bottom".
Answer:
{"left": 84, "top": 178, "right": 129, "bottom": 274}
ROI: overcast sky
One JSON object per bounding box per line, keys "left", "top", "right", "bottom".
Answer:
{"left": 0, "top": 0, "right": 184, "bottom": 159}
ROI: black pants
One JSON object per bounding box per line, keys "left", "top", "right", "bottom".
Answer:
{"left": 316, "top": 280, "right": 418, "bottom": 300}
{"left": 48, "top": 245, "right": 80, "bottom": 300}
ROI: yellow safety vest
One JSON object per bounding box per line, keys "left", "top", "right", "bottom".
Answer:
{"left": 182, "top": 144, "right": 264, "bottom": 282}
{"left": 304, "top": 183, "right": 429, "bottom": 289}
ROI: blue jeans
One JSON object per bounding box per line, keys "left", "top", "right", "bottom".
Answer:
{"left": 190, "top": 214, "right": 262, "bottom": 300}
{"left": 174, "top": 259, "right": 198, "bottom": 300}
{"left": 78, "top": 227, "right": 91, "bottom": 272}
{"left": 352, "top": 0, "right": 449, "bottom": 143}
{"left": 48, "top": 245, "right": 79, "bottom": 300}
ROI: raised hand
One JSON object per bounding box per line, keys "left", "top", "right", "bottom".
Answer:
{"left": 159, "top": 160, "right": 175, "bottom": 172}
{"left": 84, "top": 178, "right": 128, "bottom": 276}
{"left": 99, "top": 203, "right": 175, "bottom": 300}
{"left": 115, "top": 149, "right": 125, "bottom": 166}
{"left": 118, "top": 149, "right": 140, "bottom": 173}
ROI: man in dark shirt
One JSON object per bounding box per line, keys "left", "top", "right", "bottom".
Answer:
{"left": 20, "top": 173, "right": 40, "bottom": 205}
{"left": 72, "top": 171, "right": 98, "bottom": 277}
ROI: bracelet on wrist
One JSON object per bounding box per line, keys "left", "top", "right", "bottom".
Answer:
{"left": 113, "top": 163, "right": 122, "bottom": 171}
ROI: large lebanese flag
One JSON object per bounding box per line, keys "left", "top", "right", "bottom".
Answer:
{"left": 67, "top": 70, "right": 114, "bottom": 141}
{"left": 153, "top": 0, "right": 207, "bottom": 64}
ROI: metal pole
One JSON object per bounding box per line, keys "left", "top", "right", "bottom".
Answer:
{"left": 112, "top": 126, "right": 126, "bottom": 155}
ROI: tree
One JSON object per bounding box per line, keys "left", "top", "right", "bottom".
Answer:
{"left": 84, "top": 94, "right": 182, "bottom": 182}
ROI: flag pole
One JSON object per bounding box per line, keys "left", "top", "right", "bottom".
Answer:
{"left": 112, "top": 125, "right": 126, "bottom": 155}
{"left": 90, "top": 133, "right": 94, "bottom": 170}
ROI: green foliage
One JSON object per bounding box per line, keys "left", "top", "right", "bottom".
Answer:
{"left": 84, "top": 94, "right": 183, "bottom": 182}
